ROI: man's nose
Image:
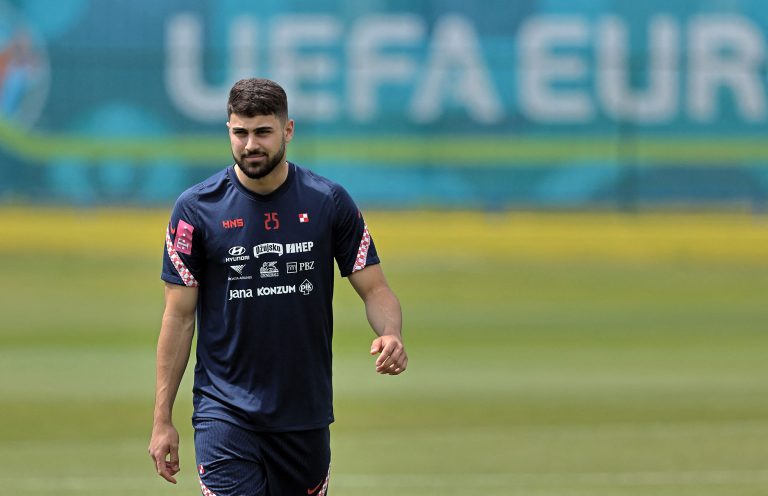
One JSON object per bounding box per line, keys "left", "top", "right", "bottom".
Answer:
{"left": 246, "top": 135, "right": 261, "bottom": 153}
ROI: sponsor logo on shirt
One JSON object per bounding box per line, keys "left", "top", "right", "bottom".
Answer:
{"left": 287, "top": 261, "right": 315, "bottom": 274}
{"left": 229, "top": 284, "right": 303, "bottom": 299}
{"left": 254, "top": 243, "right": 284, "bottom": 258}
{"left": 229, "top": 288, "right": 253, "bottom": 300}
{"left": 259, "top": 261, "right": 279, "bottom": 278}
{"left": 174, "top": 219, "right": 194, "bottom": 255}
{"left": 257, "top": 285, "right": 296, "bottom": 296}
{"left": 222, "top": 218, "right": 244, "bottom": 229}
{"left": 228, "top": 264, "right": 252, "bottom": 281}
{"left": 300, "top": 279, "right": 314, "bottom": 295}
{"left": 229, "top": 246, "right": 246, "bottom": 256}
{"left": 225, "top": 246, "right": 251, "bottom": 262}
{"left": 285, "top": 241, "right": 313, "bottom": 254}
{"left": 249, "top": 242, "right": 313, "bottom": 259}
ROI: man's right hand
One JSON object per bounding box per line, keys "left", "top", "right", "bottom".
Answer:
{"left": 148, "top": 422, "right": 181, "bottom": 484}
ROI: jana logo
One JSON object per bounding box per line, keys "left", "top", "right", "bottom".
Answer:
{"left": 0, "top": 1, "right": 50, "bottom": 127}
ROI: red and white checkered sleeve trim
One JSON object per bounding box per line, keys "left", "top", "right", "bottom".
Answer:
{"left": 352, "top": 224, "right": 371, "bottom": 273}
{"left": 166, "top": 226, "right": 199, "bottom": 287}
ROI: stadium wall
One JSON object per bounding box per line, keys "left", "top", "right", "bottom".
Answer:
{"left": 1, "top": 0, "right": 767, "bottom": 209}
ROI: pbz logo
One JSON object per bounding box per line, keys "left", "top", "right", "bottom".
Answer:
{"left": 300, "top": 279, "right": 313, "bottom": 296}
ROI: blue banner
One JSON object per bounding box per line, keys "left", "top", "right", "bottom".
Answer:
{"left": 1, "top": 0, "right": 767, "bottom": 207}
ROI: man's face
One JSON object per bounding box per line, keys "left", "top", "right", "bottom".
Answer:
{"left": 227, "top": 113, "right": 294, "bottom": 180}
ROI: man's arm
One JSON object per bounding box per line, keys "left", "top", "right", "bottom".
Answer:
{"left": 148, "top": 283, "right": 198, "bottom": 484}
{"left": 348, "top": 264, "right": 407, "bottom": 375}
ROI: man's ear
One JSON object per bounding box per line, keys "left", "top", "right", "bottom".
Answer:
{"left": 284, "top": 119, "right": 295, "bottom": 142}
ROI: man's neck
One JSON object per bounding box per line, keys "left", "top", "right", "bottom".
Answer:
{"left": 233, "top": 161, "right": 289, "bottom": 195}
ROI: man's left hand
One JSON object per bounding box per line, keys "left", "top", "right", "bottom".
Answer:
{"left": 370, "top": 335, "right": 408, "bottom": 375}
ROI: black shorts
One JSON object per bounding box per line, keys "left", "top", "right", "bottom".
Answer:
{"left": 194, "top": 419, "right": 331, "bottom": 496}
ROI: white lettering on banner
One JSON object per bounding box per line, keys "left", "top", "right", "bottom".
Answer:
{"left": 165, "top": 14, "right": 255, "bottom": 122}
{"left": 349, "top": 15, "right": 425, "bottom": 122}
{"left": 410, "top": 15, "right": 503, "bottom": 124}
{"left": 273, "top": 15, "right": 341, "bottom": 121}
{"left": 597, "top": 16, "right": 678, "bottom": 123}
{"left": 518, "top": 16, "right": 593, "bottom": 122}
{"left": 165, "top": 12, "right": 768, "bottom": 126}
{"left": 688, "top": 15, "right": 766, "bottom": 122}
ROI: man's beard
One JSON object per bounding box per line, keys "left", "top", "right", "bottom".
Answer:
{"left": 234, "top": 138, "right": 286, "bottom": 180}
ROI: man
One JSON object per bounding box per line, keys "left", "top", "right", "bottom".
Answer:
{"left": 148, "top": 78, "right": 407, "bottom": 495}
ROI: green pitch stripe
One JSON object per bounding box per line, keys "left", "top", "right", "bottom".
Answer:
{"left": 2, "top": 118, "right": 767, "bottom": 166}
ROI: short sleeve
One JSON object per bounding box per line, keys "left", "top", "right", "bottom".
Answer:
{"left": 161, "top": 191, "right": 205, "bottom": 287}
{"left": 332, "top": 184, "right": 380, "bottom": 277}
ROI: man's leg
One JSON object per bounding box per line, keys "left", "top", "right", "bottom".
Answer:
{"left": 194, "top": 419, "right": 267, "bottom": 496}
{"left": 261, "top": 427, "right": 331, "bottom": 496}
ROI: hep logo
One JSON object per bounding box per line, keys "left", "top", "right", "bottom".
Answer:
{"left": 222, "top": 218, "right": 244, "bottom": 229}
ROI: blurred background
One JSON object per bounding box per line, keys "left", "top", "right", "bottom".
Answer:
{"left": 1, "top": 1, "right": 767, "bottom": 495}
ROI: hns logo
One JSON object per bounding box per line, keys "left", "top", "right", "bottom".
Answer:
{"left": 222, "top": 218, "right": 244, "bottom": 229}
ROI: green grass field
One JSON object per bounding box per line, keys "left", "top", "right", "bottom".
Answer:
{"left": 1, "top": 209, "right": 767, "bottom": 495}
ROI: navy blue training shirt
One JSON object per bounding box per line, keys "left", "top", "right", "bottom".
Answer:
{"left": 161, "top": 163, "right": 379, "bottom": 432}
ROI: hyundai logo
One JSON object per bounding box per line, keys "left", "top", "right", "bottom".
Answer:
{"left": 228, "top": 246, "right": 246, "bottom": 256}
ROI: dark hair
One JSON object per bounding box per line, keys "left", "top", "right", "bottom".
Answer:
{"left": 227, "top": 78, "right": 288, "bottom": 120}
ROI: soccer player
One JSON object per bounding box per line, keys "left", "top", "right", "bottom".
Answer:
{"left": 148, "top": 78, "right": 407, "bottom": 495}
